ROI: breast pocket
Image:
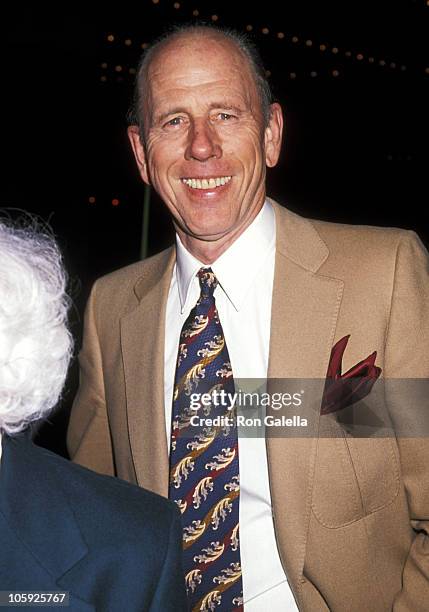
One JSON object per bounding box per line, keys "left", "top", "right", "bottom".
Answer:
{"left": 311, "top": 436, "right": 400, "bottom": 528}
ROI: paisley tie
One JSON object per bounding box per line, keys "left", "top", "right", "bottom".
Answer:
{"left": 169, "top": 267, "right": 243, "bottom": 611}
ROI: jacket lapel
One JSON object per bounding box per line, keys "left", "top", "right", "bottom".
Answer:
{"left": 120, "top": 247, "right": 175, "bottom": 497}
{"left": 266, "top": 201, "right": 344, "bottom": 600}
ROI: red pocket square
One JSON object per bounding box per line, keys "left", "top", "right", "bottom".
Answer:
{"left": 321, "top": 335, "right": 382, "bottom": 415}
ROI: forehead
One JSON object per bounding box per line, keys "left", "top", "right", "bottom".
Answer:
{"left": 145, "top": 35, "right": 259, "bottom": 112}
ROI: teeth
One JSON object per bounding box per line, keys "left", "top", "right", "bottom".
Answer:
{"left": 182, "top": 176, "right": 232, "bottom": 190}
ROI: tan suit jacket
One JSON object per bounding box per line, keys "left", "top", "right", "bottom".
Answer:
{"left": 67, "top": 201, "right": 429, "bottom": 611}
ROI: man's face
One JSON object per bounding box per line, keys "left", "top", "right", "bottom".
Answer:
{"left": 128, "top": 35, "right": 283, "bottom": 251}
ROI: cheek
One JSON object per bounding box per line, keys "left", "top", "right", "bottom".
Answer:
{"left": 224, "top": 131, "right": 264, "bottom": 166}
{"left": 147, "top": 147, "right": 176, "bottom": 186}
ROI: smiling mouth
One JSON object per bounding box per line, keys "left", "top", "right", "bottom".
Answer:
{"left": 181, "top": 176, "right": 232, "bottom": 190}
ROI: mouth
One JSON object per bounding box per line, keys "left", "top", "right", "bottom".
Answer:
{"left": 181, "top": 176, "right": 232, "bottom": 190}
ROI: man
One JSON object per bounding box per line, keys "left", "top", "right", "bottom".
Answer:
{"left": 0, "top": 217, "right": 187, "bottom": 611}
{"left": 67, "top": 25, "right": 429, "bottom": 611}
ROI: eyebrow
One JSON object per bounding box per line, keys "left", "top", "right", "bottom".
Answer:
{"left": 154, "top": 107, "right": 186, "bottom": 125}
{"left": 153, "top": 102, "right": 245, "bottom": 125}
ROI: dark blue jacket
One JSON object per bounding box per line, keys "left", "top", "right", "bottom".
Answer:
{"left": 0, "top": 433, "right": 188, "bottom": 611}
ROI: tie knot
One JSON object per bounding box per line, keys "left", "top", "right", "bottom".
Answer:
{"left": 197, "top": 267, "right": 218, "bottom": 299}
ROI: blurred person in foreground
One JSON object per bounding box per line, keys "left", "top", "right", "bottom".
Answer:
{"left": 0, "top": 217, "right": 187, "bottom": 611}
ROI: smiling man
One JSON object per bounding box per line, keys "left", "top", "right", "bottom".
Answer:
{"left": 128, "top": 28, "right": 282, "bottom": 262}
{"left": 68, "top": 24, "right": 429, "bottom": 612}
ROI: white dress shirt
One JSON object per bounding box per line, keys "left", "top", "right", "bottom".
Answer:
{"left": 164, "top": 201, "right": 298, "bottom": 610}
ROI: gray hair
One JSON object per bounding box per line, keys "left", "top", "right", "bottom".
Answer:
{"left": 127, "top": 24, "right": 273, "bottom": 142}
{"left": 0, "top": 215, "right": 73, "bottom": 435}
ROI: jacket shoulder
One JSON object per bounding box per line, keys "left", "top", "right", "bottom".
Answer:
{"left": 87, "top": 246, "right": 174, "bottom": 318}
{"left": 34, "top": 442, "right": 179, "bottom": 537}
{"left": 311, "top": 218, "right": 428, "bottom": 277}
{"left": 312, "top": 216, "right": 410, "bottom": 252}
{"left": 94, "top": 246, "right": 174, "bottom": 294}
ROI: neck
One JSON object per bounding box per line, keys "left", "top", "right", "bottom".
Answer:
{"left": 178, "top": 236, "right": 233, "bottom": 265}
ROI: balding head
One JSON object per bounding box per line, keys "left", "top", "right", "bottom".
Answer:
{"left": 128, "top": 25, "right": 273, "bottom": 142}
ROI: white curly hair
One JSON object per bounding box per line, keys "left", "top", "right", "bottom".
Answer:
{"left": 0, "top": 216, "right": 73, "bottom": 435}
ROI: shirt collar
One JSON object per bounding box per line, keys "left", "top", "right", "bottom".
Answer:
{"left": 175, "top": 200, "right": 276, "bottom": 313}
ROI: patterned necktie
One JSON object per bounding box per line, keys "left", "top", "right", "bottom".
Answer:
{"left": 169, "top": 267, "right": 243, "bottom": 611}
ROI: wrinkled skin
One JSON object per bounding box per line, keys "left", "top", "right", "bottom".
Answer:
{"left": 128, "top": 34, "right": 283, "bottom": 263}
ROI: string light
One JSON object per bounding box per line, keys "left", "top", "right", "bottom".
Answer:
{"left": 88, "top": 197, "right": 96, "bottom": 204}
{"left": 101, "top": 12, "right": 415, "bottom": 87}
{"left": 173, "top": 2, "right": 180, "bottom": 8}
{"left": 112, "top": 199, "right": 120, "bottom": 206}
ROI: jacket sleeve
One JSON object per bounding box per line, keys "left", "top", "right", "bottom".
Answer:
{"left": 149, "top": 507, "right": 188, "bottom": 612}
{"left": 386, "top": 231, "right": 429, "bottom": 611}
{"left": 67, "top": 281, "right": 115, "bottom": 476}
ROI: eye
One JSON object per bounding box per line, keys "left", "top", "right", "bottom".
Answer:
{"left": 219, "top": 112, "right": 235, "bottom": 121}
{"left": 163, "top": 116, "right": 183, "bottom": 128}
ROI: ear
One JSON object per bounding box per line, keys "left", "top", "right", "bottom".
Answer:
{"left": 127, "top": 126, "right": 150, "bottom": 185}
{"left": 264, "top": 103, "right": 284, "bottom": 168}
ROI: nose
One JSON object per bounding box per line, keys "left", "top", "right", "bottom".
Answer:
{"left": 184, "top": 119, "right": 222, "bottom": 162}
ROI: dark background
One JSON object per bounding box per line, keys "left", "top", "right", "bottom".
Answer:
{"left": 2, "top": 1, "right": 428, "bottom": 455}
